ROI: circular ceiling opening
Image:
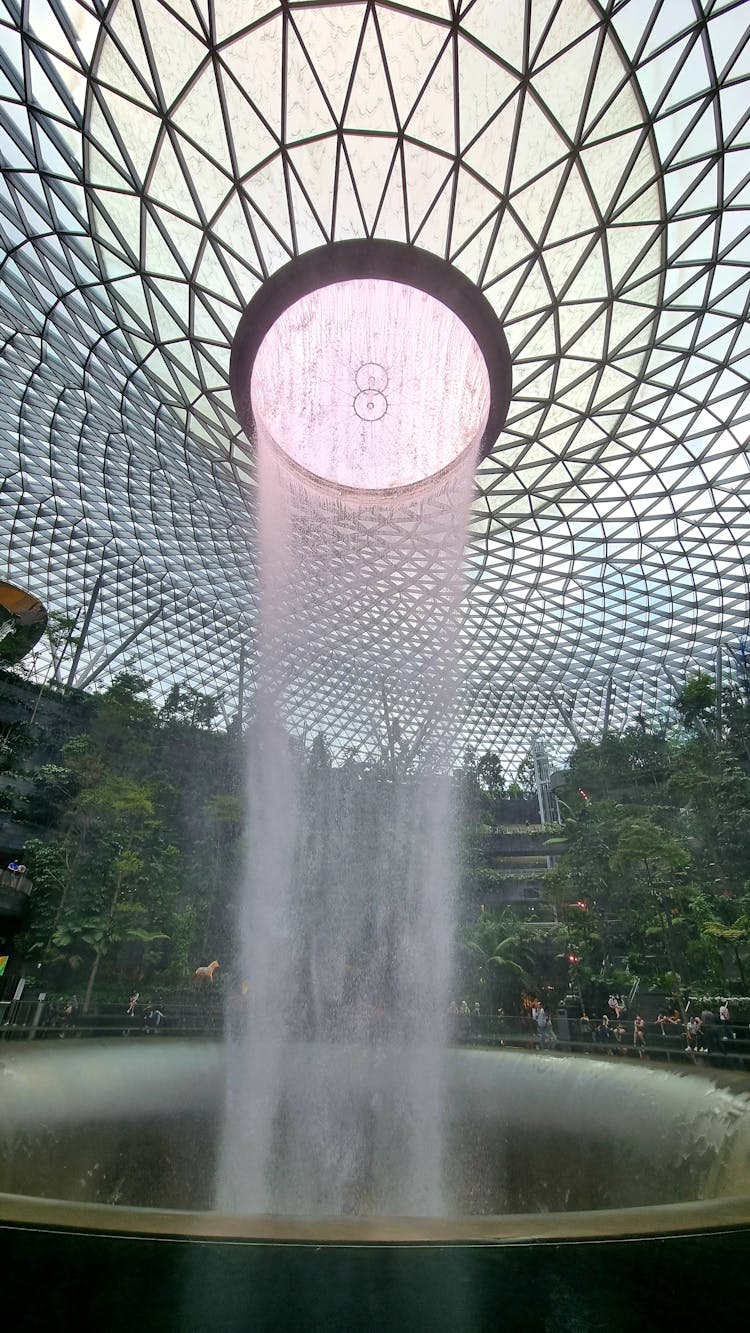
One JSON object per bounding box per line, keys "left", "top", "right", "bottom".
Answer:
{"left": 230, "top": 240, "right": 512, "bottom": 498}
{"left": 251, "top": 278, "right": 490, "bottom": 493}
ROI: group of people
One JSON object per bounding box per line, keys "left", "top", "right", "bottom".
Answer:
{"left": 579, "top": 999, "right": 736, "bottom": 1058}
{"left": 7, "top": 858, "right": 26, "bottom": 875}
{"left": 579, "top": 1010, "right": 641, "bottom": 1053}
{"left": 126, "top": 991, "right": 165, "bottom": 1030}
{"left": 656, "top": 1000, "right": 734, "bottom": 1053}
{"left": 448, "top": 999, "right": 482, "bottom": 1035}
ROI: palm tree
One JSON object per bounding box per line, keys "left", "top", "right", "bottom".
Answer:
{"left": 460, "top": 909, "right": 534, "bottom": 1007}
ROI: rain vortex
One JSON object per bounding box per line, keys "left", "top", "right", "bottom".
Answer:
{"left": 219, "top": 288, "right": 487, "bottom": 1217}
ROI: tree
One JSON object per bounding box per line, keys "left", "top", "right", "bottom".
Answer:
{"left": 674, "top": 673, "right": 716, "bottom": 732}
{"left": 511, "top": 754, "right": 537, "bottom": 799}
{"left": 476, "top": 751, "right": 505, "bottom": 798}
{"left": 160, "top": 682, "right": 222, "bottom": 730}
{"left": 51, "top": 904, "right": 168, "bottom": 1012}
{"left": 44, "top": 611, "right": 80, "bottom": 680}
{"left": 459, "top": 909, "right": 540, "bottom": 1010}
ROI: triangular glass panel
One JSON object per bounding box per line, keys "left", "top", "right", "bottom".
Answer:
{"left": 242, "top": 157, "right": 292, "bottom": 245}
{"left": 483, "top": 210, "right": 538, "bottom": 286}
{"left": 404, "top": 41, "right": 455, "bottom": 154}
{"left": 99, "top": 0, "right": 158, "bottom": 105}
{"left": 285, "top": 21, "right": 338, "bottom": 142}
{"left": 287, "top": 138, "right": 338, "bottom": 239}
{"left": 287, "top": 169, "right": 329, "bottom": 252}
{"left": 376, "top": 9, "right": 449, "bottom": 130}
{"left": 343, "top": 132, "right": 397, "bottom": 235}
{"left": 147, "top": 134, "right": 201, "bottom": 221}
{"left": 542, "top": 233, "right": 594, "bottom": 297}
{"left": 451, "top": 213, "right": 499, "bottom": 284}
{"left": 96, "top": 93, "right": 161, "bottom": 187}
{"left": 457, "top": 35, "right": 518, "bottom": 149}
{"left": 175, "top": 132, "right": 233, "bottom": 223}
{"left": 511, "top": 92, "right": 569, "bottom": 194}
{"left": 449, "top": 166, "right": 500, "bottom": 253}
{"left": 533, "top": 30, "right": 600, "bottom": 134}
{"left": 149, "top": 202, "right": 203, "bottom": 271}
{"left": 137, "top": 0, "right": 207, "bottom": 108}
{"left": 216, "top": 66, "right": 278, "bottom": 173}
{"left": 402, "top": 140, "right": 453, "bottom": 238}
{"left": 161, "top": 0, "right": 206, "bottom": 40}
{"left": 144, "top": 213, "right": 190, "bottom": 278}
{"left": 343, "top": 10, "right": 398, "bottom": 134}
{"left": 582, "top": 48, "right": 632, "bottom": 139}
{"left": 192, "top": 238, "right": 242, "bottom": 307}
{"left": 174, "top": 64, "right": 233, "bottom": 172}
{"left": 213, "top": 193, "right": 265, "bottom": 276}
{"left": 372, "top": 156, "right": 408, "bottom": 243}
{"left": 291, "top": 4, "right": 367, "bottom": 124}
{"left": 460, "top": 0, "right": 524, "bottom": 75}
{"left": 411, "top": 173, "right": 453, "bottom": 257}
{"left": 220, "top": 13, "right": 283, "bottom": 135}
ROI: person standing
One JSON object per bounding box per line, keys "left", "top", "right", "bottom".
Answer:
{"left": 719, "top": 999, "right": 734, "bottom": 1054}
{"left": 700, "top": 1003, "right": 719, "bottom": 1053}
{"left": 533, "top": 1002, "right": 551, "bottom": 1048}
{"left": 60, "top": 994, "right": 78, "bottom": 1037}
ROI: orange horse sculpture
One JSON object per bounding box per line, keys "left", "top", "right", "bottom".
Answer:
{"left": 194, "top": 960, "right": 220, "bottom": 985}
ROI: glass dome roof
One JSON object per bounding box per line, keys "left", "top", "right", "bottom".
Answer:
{"left": 0, "top": 0, "right": 749, "bottom": 767}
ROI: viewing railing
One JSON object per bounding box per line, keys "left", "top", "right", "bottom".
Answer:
{"left": 1, "top": 1000, "right": 748, "bottom": 1068}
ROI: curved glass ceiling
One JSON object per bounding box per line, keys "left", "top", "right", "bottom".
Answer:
{"left": 0, "top": 1, "right": 749, "bottom": 768}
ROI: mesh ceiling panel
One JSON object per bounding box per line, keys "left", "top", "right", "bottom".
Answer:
{"left": 1, "top": 0, "right": 749, "bottom": 768}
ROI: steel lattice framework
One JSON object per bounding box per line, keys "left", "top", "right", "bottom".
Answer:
{"left": 1, "top": 0, "right": 749, "bottom": 768}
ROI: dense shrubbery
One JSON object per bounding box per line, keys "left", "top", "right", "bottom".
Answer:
{"left": 5, "top": 663, "right": 750, "bottom": 1015}
{"left": 545, "top": 675, "right": 750, "bottom": 1004}
{"left": 1, "top": 673, "right": 243, "bottom": 1008}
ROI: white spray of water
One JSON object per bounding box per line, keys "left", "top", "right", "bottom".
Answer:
{"left": 219, "top": 307, "right": 483, "bottom": 1217}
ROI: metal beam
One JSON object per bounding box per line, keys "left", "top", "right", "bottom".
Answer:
{"left": 50, "top": 607, "right": 81, "bottom": 683}
{"left": 548, "top": 692, "right": 582, "bottom": 746}
{"left": 75, "top": 602, "right": 164, "bottom": 690}
{"left": 237, "top": 642, "right": 247, "bottom": 731}
{"left": 66, "top": 575, "right": 102, "bottom": 688}
{"left": 602, "top": 676, "right": 613, "bottom": 734}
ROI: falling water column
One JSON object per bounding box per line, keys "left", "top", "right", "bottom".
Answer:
{"left": 220, "top": 248, "right": 510, "bottom": 1218}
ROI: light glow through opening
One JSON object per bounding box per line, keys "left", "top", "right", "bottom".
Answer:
{"left": 250, "top": 279, "right": 491, "bottom": 494}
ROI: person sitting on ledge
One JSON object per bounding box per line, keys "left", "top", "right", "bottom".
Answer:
{"left": 144, "top": 1001, "right": 164, "bottom": 1032}
{"left": 7, "top": 859, "right": 20, "bottom": 873}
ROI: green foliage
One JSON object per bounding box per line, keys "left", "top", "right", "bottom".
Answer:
{"left": 160, "top": 682, "right": 222, "bottom": 730}
{"left": 456, "top": 748, "right": 510, "bottom": 823}
{"left": 511, "top": 754, "right": 537, "bottom": 798}
{"left": 10, "top": 655, "right": 750, "bottom": 1014}
{"left": 476, "top": 752, "right": 505, "bottom": 798}
{"left": 7, "top": 668, "right": 244, "bottom": 1001}
{"left": 560, "top": 726, "right": 672, "bottom": 804}
{"left": 459, "top": 909, "right": 533, "bottom": 1007}
{"left": 543, "top": 676, "right": 750, "bottom": 1001}
{"left": 674, "top": 672, "right": 716, "bottom": 729}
